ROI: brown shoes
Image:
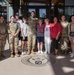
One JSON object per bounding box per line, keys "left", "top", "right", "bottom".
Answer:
{"left": 27, "top": 50, "right": 31, "bottom": 55}
{"left": 10, "top": 53, "right": 20, "bottom": 58}
{"left": 10, "top": 54, "right": 14, "bottom": 58}
{"left": 27, "top": 50, "right": 35, "bottom": 55}
{"left": 31, "top": 50, "right": 35, "bottom": 54}
{"left": 15, "top": 53, "right": 20, "bottom": 57}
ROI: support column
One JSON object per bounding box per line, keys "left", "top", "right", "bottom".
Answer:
{"left": 54, "top": 5, "right": 58, "bottom": 16}
{"left": 12, "top": 0, "right": 20, "bottom": 15}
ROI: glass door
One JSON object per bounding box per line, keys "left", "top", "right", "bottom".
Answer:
{"left": 39, "top": 9, "right": 46, "bottom": 18}
{"left": 28, "top": 8, "right": 36, "bottom": 17}
{"left": 65, "top": 7, "right": 74, "bottom": 20}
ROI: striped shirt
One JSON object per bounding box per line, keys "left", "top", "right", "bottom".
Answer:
{"left": 36, "top": 24, "right": 44, "bottom": 37}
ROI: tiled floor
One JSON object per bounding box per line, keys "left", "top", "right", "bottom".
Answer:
{"left": 0, "top": 40, "right": 74, "bottom": 75}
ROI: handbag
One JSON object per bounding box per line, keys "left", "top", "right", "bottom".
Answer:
{"left": 61, "top": 41, "right": 68, "bottom": 51}
{"left": 70, "top": 24, "right": 74, "bottom": 37}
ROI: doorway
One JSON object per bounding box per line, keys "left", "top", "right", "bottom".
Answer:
{"left": 27, "top": 6, "right": 50, "bottom": 19}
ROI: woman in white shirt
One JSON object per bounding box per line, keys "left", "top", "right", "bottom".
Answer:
{"left": 21, "top": 18, "right": 28, "bottom": 55}
{"left": 44, "top": 19, "right": 52, "bottom": 54}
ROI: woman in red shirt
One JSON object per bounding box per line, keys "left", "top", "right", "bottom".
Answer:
{"left": 51, "top": 16, "right": 62, "bottom": 55}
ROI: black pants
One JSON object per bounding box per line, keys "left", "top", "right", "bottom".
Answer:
{"left": 18, "top": 31, "right": 22, "bottom": 40}
{"left": 52, "top": 38, "right": 60, "bottom": 50}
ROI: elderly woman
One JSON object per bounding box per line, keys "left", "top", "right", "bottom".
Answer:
{"left": 60, "top": 15, "right": 69, "bottom": 54}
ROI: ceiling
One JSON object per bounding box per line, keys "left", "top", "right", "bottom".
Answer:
{"left": 7, "top": 0, "right": 63, "bottom": 5}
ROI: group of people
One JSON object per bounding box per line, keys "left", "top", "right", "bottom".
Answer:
{"left": 0, "top": 11, "right": 74, "bottom": 59}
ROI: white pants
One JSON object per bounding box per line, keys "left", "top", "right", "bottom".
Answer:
{"left": 44, "top": 36, "right": 51, "bottom": 54}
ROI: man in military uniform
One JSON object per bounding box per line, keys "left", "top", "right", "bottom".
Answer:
{"left": 7, "top": 16, "right": 20, "bottom": 58}
{"left": 0, "top": 16, "right": 7, "bottom": 60}
{"left": 27, "top": 11, "right": 38, "bottom": 55}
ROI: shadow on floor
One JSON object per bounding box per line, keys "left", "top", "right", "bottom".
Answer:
{"left": 0, "top": 46, "right": 22, "bottom": 61}
{"left": 0, "top": 49, "right": 10, "bottom": 61}
{"left": 48, "top": 54, "right": 74, "bottom": 75}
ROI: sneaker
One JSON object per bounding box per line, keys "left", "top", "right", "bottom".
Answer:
{"left": 48, "top": 52, "right": 50, "bottom": 55}
{"left": 70, "top": 53, "right": 74, "bottom": 57}
{"left": 21, "top": 52, "right": 26, "bottom": 55}
{"left": 38, "top": 51, "right": 41, "bottom": 54}
{"left": 21, "top": 52, "right": 24, "bottom": 55}
{"left": 44, "top": 51, "right": 47, "bottom": 54}
{"left": 40, "top": 51, "right": 43, "bottom": 54}
{"left": 69, "top": 52, "right": 72, "bottom": 55}
{"left": 24, "top": 52, "right": 26, "bottom": 55}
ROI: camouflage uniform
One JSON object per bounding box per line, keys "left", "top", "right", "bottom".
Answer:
{"left": 7, "top": 22, "right": 19, "bottom": 55}
{"left": 0, "top": 23, "right": 7, "bottom": 55}
{"left": 60, "top": 21, "right": 69, "bottom": 51}
{"left": 27, "top": 17, "right": 38, "bottom": 54}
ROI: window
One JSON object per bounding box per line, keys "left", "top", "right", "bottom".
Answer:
{"left": 28, "top": 8, "right": 36, "bottom": 17}
{"left": 65, "top": 7, "right": 74, "bottom": 20}
{"left": 39, "top": 9, "right": 46, "bottom": 18}
{"left": 28, "top": 9, "right": 36, "bottom": 13}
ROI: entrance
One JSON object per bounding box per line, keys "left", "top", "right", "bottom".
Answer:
{"left": 11, "top": 1, "right": 65, "bottom": 20}
{"left": 27, "top": 6, "right": 49, "bottom": 19}
{"left": 19, "top": 2, "right": 50, "bottom": 19}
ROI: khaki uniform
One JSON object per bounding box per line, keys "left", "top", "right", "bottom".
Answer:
{"left": 7, "top": 22, "right": 19, "bottom": 54}
{"left": 0, "top": 23, "right": 7, "bottom": 54}
{"left": 28, "top": 17, "right": 38, "bottom": 50}
{"left": 60, "top": 21, "right": 69, "bottom": 51}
